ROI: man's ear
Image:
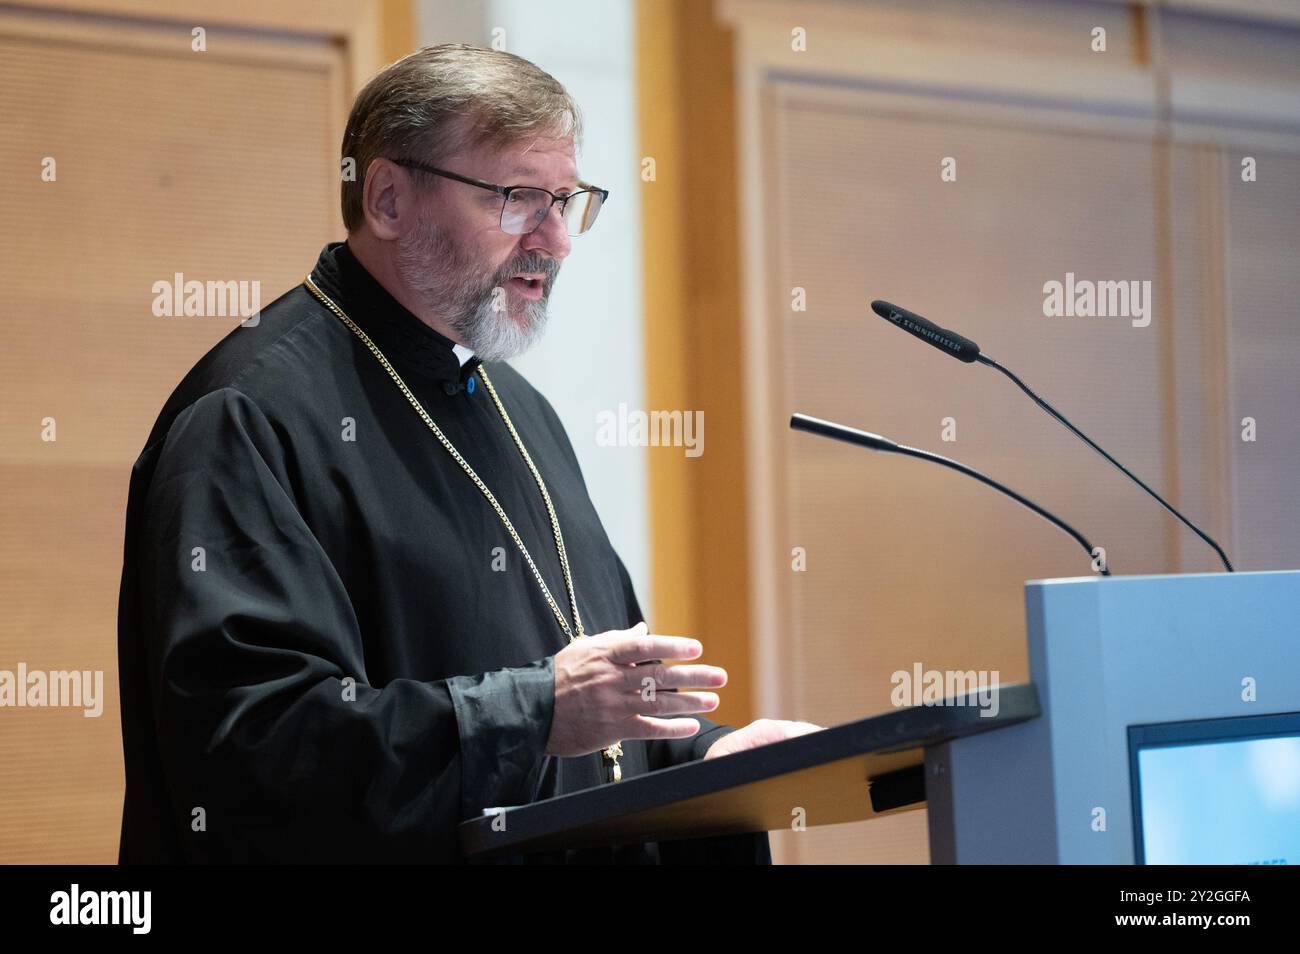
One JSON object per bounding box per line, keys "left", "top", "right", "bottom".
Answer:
{"left": 361, "top": 157, "right": 407, "bottom": 241}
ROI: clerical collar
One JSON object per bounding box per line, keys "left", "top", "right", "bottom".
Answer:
{"left": 308, "top": 241, "right": 482, "bottom": 390}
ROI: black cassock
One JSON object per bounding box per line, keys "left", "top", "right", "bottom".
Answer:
{"left": 116, "top": 241, "right": 770, "bottom": 864}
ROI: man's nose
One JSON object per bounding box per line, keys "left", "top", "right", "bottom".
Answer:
{"left": 522, "top": 201, "right": 571, "bottom": 260}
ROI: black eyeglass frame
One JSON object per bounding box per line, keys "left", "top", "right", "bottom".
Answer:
{"left": 389, "top": 158, "right": 609, "bottom": 235}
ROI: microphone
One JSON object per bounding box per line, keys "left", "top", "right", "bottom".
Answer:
{"left": 870, "top": 300, "right": 981, "bottom": 363}
{"left": 869, "top": 299, "right": 1234, "bottom": 572}
{"left": 790, "top": 413, "right": 1110, "bottom": 575}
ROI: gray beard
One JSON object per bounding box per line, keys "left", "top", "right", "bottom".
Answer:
{"left": 394, "top": 217, "right": 559, "bottom": 363}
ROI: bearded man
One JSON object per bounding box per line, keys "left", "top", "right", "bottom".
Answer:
{"left": 116, "top": 44, "right": 817, "bottom": 864}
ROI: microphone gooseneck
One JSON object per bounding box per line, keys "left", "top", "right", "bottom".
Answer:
{"left": 790, "top": 413, "right": 1110, "bottom": 576}
{"left": 869, "top": 299, "right": 1234, "bottom": 572}
{"left": 974, "top": 353, "right": 1234, "bottom": 572}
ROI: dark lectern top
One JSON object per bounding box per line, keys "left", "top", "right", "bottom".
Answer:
{"left": 460, "top": 683, "right": 1040, "bottom": 860}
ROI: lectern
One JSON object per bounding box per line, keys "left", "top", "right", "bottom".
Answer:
{"left": 929, "top": 569, "right": 1300, "bottom": 864}
{"left": 460, "top": 571, "right": 1300, "bottom": 864}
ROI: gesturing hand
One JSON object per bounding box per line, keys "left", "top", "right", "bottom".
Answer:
{"left": 545, "top": 621, "right": 728, "bottom": 758}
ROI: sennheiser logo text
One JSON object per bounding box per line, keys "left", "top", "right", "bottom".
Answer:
{"left": 890, "top": 313, "right": 962, "bottom": 354}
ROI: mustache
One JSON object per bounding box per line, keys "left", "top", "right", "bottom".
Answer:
{"left": 496, "top": 254, "right": 560, "bottom": 286}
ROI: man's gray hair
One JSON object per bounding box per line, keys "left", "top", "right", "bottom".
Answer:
{"left": 341, "top": 44, "right": 583, "bottom": 232}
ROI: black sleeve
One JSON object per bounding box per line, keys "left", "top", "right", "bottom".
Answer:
{"left": 134, "top": 387, "right": 554, "bottom": 862}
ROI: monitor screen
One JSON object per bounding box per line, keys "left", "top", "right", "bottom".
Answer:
{"left": 1129, "top": 712, "right": 1300, "bottom": 864}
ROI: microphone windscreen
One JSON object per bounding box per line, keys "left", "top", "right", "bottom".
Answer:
{"left": 871, "top": 300, "right": 981, "bottom": 363}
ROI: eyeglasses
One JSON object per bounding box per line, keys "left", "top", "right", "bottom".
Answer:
{"left": 390, "top": 158, "right": 608, "bottom": 237}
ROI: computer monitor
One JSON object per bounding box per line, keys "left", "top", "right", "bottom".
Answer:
{"left": 1129, "top": 711, "right": 1300, "bottom": 865}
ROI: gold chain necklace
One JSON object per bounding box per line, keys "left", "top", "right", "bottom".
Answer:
{"left": 303, "top": 274, "right": 624, "bottom": 780}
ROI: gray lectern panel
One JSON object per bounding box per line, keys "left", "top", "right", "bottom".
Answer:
{"left": 928, "top": 570, "right": 1300, "bottom": 864}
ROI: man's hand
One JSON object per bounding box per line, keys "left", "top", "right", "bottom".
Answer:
{"left": 545, "top": 621, "right": 728, "bottom": 757}
{"left": 702, "top": 718, "right": 824, "bottom": 760}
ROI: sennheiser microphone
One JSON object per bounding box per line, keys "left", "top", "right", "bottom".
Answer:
{"left": 868, "top": 299, "right": 1234, "bottom": 572}
{"left": 790, "top": 413, "right": 1109, "bottom": 575}
{"left": 871, "top": 299, "right": 981, "bottom": 363}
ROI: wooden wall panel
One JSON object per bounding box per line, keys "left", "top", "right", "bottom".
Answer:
{"left": 719, "top": 0, "right": 1300, "bottom": 864}
{"left": 636, "top": 0, "right": 758, "bottom": 734}
{"left": 0, "top": 6, "right": 350, "bottom": 863}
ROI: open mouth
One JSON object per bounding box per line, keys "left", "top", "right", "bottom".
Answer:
{"left": 507, "top": 275, "right": 546, "bottom": 300}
